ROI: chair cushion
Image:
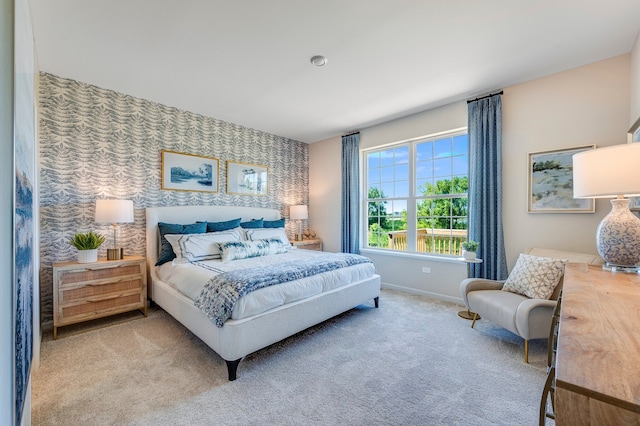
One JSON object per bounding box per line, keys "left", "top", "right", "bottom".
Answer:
{"left": 502, "top": 253, "right": 566, "bottom": 299}
{"left": 468, "top": 290, "right": 526, "bottom": 335}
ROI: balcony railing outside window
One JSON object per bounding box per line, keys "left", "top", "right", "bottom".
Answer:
{"left": 385, "top": 228, "right": 467, "bottom": 255}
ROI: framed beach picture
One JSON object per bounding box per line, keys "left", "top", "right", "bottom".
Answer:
{"left": 226, "top": 161, "right": 268, "bottom": 196}
{"left": 161, "top": 150, "right": 219, "bottom": 193}
{"left": 528, "top": 145, "right": 595, "bottom": 213}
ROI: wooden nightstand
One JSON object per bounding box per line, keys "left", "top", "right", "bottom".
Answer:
{"left": 292, "top": 238, "right": 323, "bottom": 251}
{"left": 52, "top": 255, "right": 147, "bottom": 339}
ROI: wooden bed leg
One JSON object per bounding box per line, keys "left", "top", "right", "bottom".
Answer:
{"left": 374, "top": 297, "right": 379, "bottom": 308}
{"left": 226, "top": 358, "right": 242, "bottom": 381}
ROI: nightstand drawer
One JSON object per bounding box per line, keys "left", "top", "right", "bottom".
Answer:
{"left": 58, "top": 263, "right": 142, "bottom": 288}
{"left": 59, "top": 291, "right": 144, "bottom": 323}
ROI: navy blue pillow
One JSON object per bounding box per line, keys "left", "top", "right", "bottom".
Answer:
{"left": 240, "top": 218, "right": 263, "bottom": 228}
{"left": 263, "top": 218, "right": 285, "bottom": 228}
{"left": 205, "top": 218, "right": 241, "bottom": 232}
{"left": 156, "top": 222, "right": 207, "bottom": 266}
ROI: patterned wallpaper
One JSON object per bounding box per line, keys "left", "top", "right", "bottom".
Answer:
{"left": 38, "top": 73, "right": 309, "bottom": 323}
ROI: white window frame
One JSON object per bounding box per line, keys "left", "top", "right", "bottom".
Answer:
{"left": 361, "top": 127, "right": 468, "bottom": 257}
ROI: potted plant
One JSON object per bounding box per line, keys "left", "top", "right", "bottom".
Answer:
{"left": 461, "top": 240, "right": 479, "bottom": 260}
{"left": 69, "top": 231, "right": 106, "bottom": 263}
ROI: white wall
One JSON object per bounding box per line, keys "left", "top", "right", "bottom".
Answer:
{"left": 1, "top": 0, "right": 15, "bottom": 423}
{"left": 309, "top": 136, "right": 342, "bottom": 253}
{"left": 309, "top": 54, "right": 631, "bottom": 303}
{"left": 502, "top": 54, "right": 630, "bottom": 267}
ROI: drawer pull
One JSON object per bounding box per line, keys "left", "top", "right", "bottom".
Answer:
{"left": 84, "top": 264, "right": 127, "bottom": 271}
{"left": 85, "top": 278, "right": 126, "bottom": 286}
{"left": 86, "top": 294, "right": 123, "bottom": 303}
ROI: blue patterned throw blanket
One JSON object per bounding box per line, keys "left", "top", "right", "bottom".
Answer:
{"left": 194, "top": 253, "right": 373, "bottom": 327}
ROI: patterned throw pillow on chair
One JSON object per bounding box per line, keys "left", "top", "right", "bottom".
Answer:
{"left": 502, "top": 253, "right": 567, "bottom": 299}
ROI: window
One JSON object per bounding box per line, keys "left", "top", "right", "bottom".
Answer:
{"left": 364, "top": 130, "right": 468, "bottom": 256}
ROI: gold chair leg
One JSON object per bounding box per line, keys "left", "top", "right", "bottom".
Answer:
{"left": 525, "top": 340, "right": 529, "bottom": 364}
{"left": 471, "top": 313, "right": 478, "bottom": 328}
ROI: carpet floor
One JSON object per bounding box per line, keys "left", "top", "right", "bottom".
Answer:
{"left": 32, "top": 289, "right": 550, "bottom": 425}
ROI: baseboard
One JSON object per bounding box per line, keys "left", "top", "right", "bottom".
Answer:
{"left": 380, "top": 282, "right": 464, "bottom": 305}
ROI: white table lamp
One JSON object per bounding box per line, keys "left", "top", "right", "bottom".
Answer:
{"left": 290, "top": 205, "right": 308, "bottom": 241}
{"left": 95, "top": 199, "right": 134, "bottom": 260}
{"left": 573, "top": 143, "right": 640, "bottom": 272}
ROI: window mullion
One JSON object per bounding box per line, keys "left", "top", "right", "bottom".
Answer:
{"left": 406, "top": 143, "right": 416, "bottom": 252}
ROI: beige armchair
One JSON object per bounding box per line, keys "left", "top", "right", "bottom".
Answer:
{"left": 460, "top": 248, "right": 603, "bottom": 363}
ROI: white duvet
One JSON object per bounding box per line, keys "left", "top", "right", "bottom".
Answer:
{"left": 156, "top": 248, "right": 376, "bottom": 320}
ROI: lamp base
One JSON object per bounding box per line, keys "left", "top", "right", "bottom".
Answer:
{"left": 107, "top": 248, "right": 124, "bottom": 260}
{"left": 596, "top": 198, "right": 640, "bottom": 268}
{"left": 602, "top": 263, "right": 640, "bottom": 274}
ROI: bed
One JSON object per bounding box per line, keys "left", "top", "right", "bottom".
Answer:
{"left": 145, "top": 205, "right": 381, "bottom": 380}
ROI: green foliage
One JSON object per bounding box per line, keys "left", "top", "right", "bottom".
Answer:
{"left": 366, "top": 177, "right": 469, "bottom": 251}
{"left": 461, "top": 240, "right": 478, "bottom": 252}
{"left": 69, "top": 231, "right": 106, "bottom": 250}
{"left": 417, "top": 177, "right": 468, "bottom": 230}
{"left": 367, "top": 223, "right": 389, "bottom": 248}
{"left": 368, "top": 187, "right": 389, "bottom": 229}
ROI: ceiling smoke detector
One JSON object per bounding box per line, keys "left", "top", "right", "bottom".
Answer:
{"left": 310, "top": 55, "right": 327, "bottom": 67}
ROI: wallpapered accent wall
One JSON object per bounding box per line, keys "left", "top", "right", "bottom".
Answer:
{"left": 38, "top": 72, "right": 309, "bottom": 323}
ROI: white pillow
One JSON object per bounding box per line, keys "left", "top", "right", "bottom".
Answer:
{"left": 164, "top": 227, "right": 244, "bottom": 263}
{"left": 218, "top": 238, "right": 289, "bottom": 262}
{"left": 502, "top": 253, "right": 566, "bottom": 299}
{"left": 244, "top": 227, "right": 291, "bottom": 247}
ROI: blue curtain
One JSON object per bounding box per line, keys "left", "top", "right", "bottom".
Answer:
{"left": 468, "top": 95, "right": 508, "bottom": 280}
{"left": 341, "top": 133, "right": 360, "bottom": 254}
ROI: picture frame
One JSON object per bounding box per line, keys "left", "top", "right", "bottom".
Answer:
{"left": 627, "top": 116, "right": 640, "bottom": 143}
{"left": 226, "top": 161, "right": 269, "bottom": 196}
{"left": 528, "top": 145, "right": 595, "bottom": 213}
{"left": 627, "top": 117, "right": 640, "bottom": 209}
{"left": 14, "top": 1, "right": 36, "bottom": 423}
{"left": 161, "top": 150, "right": 219, "bottom": 193}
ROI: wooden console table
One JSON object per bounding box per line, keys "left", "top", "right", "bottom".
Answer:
{"left": 555, "top": 263, "right": 640, "bottom": 424}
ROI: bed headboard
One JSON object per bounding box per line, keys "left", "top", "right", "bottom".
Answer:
{"left": 145, "top": 205, "right": 281, "bottom": 283}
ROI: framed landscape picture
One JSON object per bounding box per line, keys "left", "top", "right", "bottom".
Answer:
{"left": 161, "top": 150, "right": 219, "bottom": 193}
{"left": 528, "top": 145, "right": 595, "bottom": 213}
{"left": 226, "top": 161, "right": 268, "bottom": 196}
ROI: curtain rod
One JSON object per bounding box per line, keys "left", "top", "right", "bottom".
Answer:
{"left": 467, "top": 90, "right": 503, "bottom": 104}
{"left": 342, "top": 131, "right": 360, "bottom": 137}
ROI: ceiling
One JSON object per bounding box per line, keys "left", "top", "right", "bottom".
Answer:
{"left": 29, "top": 0, "right": 640, "bottom": 143}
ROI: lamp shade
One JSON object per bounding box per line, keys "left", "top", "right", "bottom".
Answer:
{"left": 290, "top": 205, "right": 308, "bottom": 220}
{"left": 573, "top": 143, "right": 640, "bottom": 198}
{"left": 95, "top": 199, "right": 134, "bottom": 223}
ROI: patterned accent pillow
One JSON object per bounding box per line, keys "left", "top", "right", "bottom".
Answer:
{"left": 164, "top": 228, "right": 244, "bottom": 263}
{"left": 244, "top": 227, "right": 291, "bottom": 247}
{"left": 502, "top": 253, "right": 567, "bottom": 299}
{"left": 218, "top": 238, "right": 289, "bottom": 262}
{"left": 156, "top": 222, "right": 207, "bottom": 266}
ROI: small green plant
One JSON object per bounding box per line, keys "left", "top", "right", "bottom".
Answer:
{"left": 69, "top": 231, "right": 106, "bottom": 250}
{"left": 461, "top": 240, "right": 478, "bottom": 252}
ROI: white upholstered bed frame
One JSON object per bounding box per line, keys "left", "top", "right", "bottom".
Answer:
{"left": 145, "top": 205, "right": 381, "bottom": 380}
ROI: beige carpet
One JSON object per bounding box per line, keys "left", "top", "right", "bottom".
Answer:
{"left": 32, "top": 289, "right": 549, "bottom": 425}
